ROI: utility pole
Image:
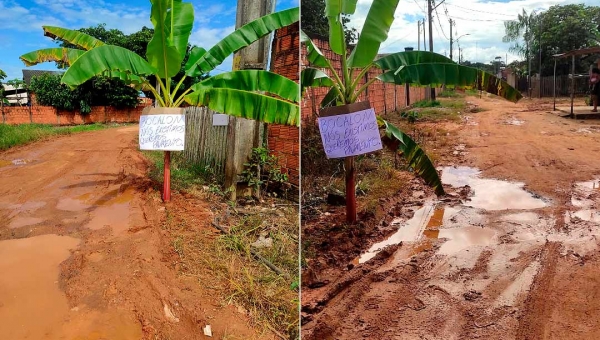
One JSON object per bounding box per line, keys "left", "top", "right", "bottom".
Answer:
{"left": 428, "top": 0, "right": 444, "bottom": 100}
{"left": 422, "top": 19, "right": 426, "bottom": 54}
{"left": 449, "top": 19, "right": 453, "bottom": 61}
{"left": 538, "top": 15, "right": 543, "bottom": 98}
{"left": 225, "top": 0, "right": 274, "bottom": 199}
{"left": 418, "top": 20, "right": 421, "bottom": 51}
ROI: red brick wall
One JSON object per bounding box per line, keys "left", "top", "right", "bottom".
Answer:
{"left": 1, "top": 102, "right": 150, "bottom": 125}
{"left": 268, "top": 23, "right": 300, "bottom": 187}
{"left": 301, "top": 34, "right": 430, "bottom": 122}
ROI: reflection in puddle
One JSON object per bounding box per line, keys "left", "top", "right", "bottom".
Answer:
{"left": 441, "top": 166, "right": 547, "bottom": 210}
{"left": 8, "top": 216, "right": 44, "bottom": 229}
{"left": 0, "top": 234, "right": 80, "bottom": 339}
{"left": 0, "top": 159, "right": 35, "bottom": 168}
{"left": 566, "top": 179, "right": 600, "bottom": 223}
{"left": 359, "top": 206, "right": 491, "bottom": 263}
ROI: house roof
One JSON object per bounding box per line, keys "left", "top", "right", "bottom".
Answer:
{"left": 553, "top": 46, "right": 600, "bottom": 59}
{"left": 22, "top": 69, "right": 64, "bottom": 85}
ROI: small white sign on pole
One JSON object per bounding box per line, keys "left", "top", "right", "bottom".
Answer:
{"left": 317, "top": 107, "right": 383, "bottom": 159}
{"left": 139, "top": 109, "right": 186, "bottom": 151}
{"left": 212, "top": 113, "right": 229, "bottom": 126}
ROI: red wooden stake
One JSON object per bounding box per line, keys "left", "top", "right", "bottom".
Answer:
{"left": 163, "top": 150, "right": 171, "bottom": 202}
{"left": 345, "top": 156, "right": 356, "bottom": 224}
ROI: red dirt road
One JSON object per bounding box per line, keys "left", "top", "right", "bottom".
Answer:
{"left": 302, "top": 97, "right": 600, "bottom": 339}
{"left": 0, "top": 126, "right": 263, "bottom": 339}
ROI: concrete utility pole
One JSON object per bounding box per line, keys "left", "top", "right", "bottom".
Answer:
{"left": 418, "top": 20, "right": 421, "bottom": 51}
{"left": 224, "top": 0, "right": 274, "bottom": 199}
{"left": 449, "top": 19, "right": 453, "bottom": 61}
{"left": 422, "top": 19, "right": 426, "bottom": 54}
{"left": 428, "top": 0, "right": 444, "bottom": 100}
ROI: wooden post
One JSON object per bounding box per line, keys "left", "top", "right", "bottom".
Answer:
{"left": 553, "top": 59, "right": 557, "bottom": 111}
{"left": 345, "top": 157, "right": 356, "bottom": 224}
{"left": 571, "top": 55, "right": 575, "bottom": 117}
{"left": 164, "top": 151, "right": 171, "bottom": 202}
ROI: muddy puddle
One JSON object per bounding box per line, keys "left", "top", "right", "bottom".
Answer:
{"left": 359, "top": 167, "right": 548, "bottom": 263}
{"left": 0, "top": 159, "right": 37, "bottom": 168}
{"left": 55, "top": 186, "right": 135, "bottom": 233}
{"left": 0, "top": 234, "right": 142, "bottom": 339}
{"left": 566, "top": 179, "right": 600, "bottom": 224}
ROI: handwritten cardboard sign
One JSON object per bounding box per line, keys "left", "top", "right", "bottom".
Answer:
{"left": 139, "top": 108, "right": 186, "bottom": 151}
{"left": 318, "top": 103, "right": 382, "bottom": 159}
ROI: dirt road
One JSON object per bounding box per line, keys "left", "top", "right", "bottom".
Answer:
{"left": 0, "top": 126, "right": 262, "bottom": 339}
{"left": 302, "top": 97, "right": 600, "bottom": 339}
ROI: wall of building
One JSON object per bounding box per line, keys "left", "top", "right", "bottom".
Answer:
{"left": 268, "top": 22, "right": 300, "bottom": 188}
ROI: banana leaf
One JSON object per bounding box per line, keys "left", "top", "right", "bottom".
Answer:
{"left": 147, "top": 0, "right": 193, "bottom": 79}
{"left": 374, "top": 51, "right": 455, "bottom": 70}
{"left": 42, "top": 26, "right": 105, "bottom": 50}
{"left": 325, "top": 0, "right": 346, "bottom": 55}
{"left": 377, "top": 63, "right": 523, "bottom": 103}
{"left": 20, "top": 48, "right": 85, "bottom": 67}
{"left": 61, "top": 45, "right": 157, "bottom": 89}
{"left": 187, "top": 7, "right": 299, "bottom": 76}
{"left": 379, "top": 118, "right": 445, "bottom": 196}
{"left": 347, "top": 0, "right": 400, "bottom": 68}
{"left": 301, "top": 68, "right": 334, "bottom": 96}
{"left": 300, "top": 31, "right": 329, "bottom": 68}
{"left": 191, "top": 70, "right": 300, "bottom": 103}
{"left": 184, "top": 88, "right": 299, "bottom": 126}
{"left": 320, "top": 86, "right": 342, "bottom": 108}
{"left": 184, "top": 46, "right": 207, "bottom": 72}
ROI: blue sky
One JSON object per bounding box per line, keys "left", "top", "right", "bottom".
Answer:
{"left": 0, "top": 0, "right": 297, "bottom": 80}
{"left": 351, "top": 0, "right": 599, "bottom": 66}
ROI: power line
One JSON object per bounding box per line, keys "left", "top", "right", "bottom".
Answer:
{"left": 445, "top": 2, "right": 516, "bottom": 17}
{"left": 434, "top": 4, "right": 449, "bottom": 40}
{"left": 381, "top": 28, "right": 419, "bottom": 50}
{"left": 412, "top": 0, "right": 426, "bottom": 14}
{"left": 447, "top": 15, "right": 511, "bottom": 22}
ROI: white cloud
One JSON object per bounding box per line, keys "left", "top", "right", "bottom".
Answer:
{"left": 189, "top": 25, "right": 235, "bottom": 50}
{"left": 346, "top": 0, "right": 600, "bottom": 64}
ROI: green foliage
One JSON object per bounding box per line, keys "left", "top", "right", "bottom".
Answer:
{"left": 412, "top": 100, "right": 441, "bottom": 108}
{"left": 22, "top": 2, "right": 300, "bottom": 125}
{"left": 0, "top": 123, "right": 109, "bottom": 150}
{"left": 400, "top": 110, "right": 420, "bottom": 123}
{"left": 29, "top": 73, "right": 139, "bottom": 114}
{"left": 241, "top": 147, "right": 289, "bottom": 197}
{"left": 300, "top": 0, "right": 357, "bottom": 44}
{"left": 0, "top": 69, "right": 7, "bottom": 105}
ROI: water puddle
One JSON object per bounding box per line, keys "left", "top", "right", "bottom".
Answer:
{"left": 0, "top": 159, "right": 36, "bottom": 168}
{"left": 8, "top": 216, "right": 44, "bottom": 229}
{"left": 505, "top": 117, "right": 524, "bottom": 126}
{"left": 566, "top": 179, "right": 600, "bottom": 224}
{"left": 441, "top": 166, "right": 548, "bottom": 210}
{"left": 0, "top": 234, "right": 80, "bottom": 339}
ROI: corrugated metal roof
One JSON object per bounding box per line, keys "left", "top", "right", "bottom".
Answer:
{"left": 553, "top": 46, "right": 600, "bottom": 59}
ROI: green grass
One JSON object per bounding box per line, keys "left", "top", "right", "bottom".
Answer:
{"left": 412, "top": 99, "right": 441, "bottom": 108}
{"left": 142, "top": 150, "right": 214, "bottom": 190}
{"left": 0, "top": 123, "right": 110, "bottom": 151}
{"left": 438, "top": 89, "right": 463, "bottom": 98}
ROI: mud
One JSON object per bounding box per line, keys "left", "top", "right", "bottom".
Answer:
{"left": 302, "top": 97, "right": 600, "bottom": 339}
{"left": 0, "top": 126, "right": 266, "bottom": 339}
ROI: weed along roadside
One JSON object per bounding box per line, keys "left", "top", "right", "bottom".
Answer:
{"left": 0, "top": 0, "right": 301, "bottom": 339}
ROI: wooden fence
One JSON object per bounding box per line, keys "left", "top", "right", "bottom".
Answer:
{"left": 531, "top": 74, "right": 591, "bottom": 98}
{"left": 183, "top": 106, "right": 228, "bottom": 182}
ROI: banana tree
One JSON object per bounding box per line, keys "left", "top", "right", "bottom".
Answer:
{"left": 21, "top": 0, "right": 299, "bottom": 201}
{"left": 301, "top": 0, "right": 522, "bottom": 223}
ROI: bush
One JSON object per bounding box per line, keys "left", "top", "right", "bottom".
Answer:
{"left": 412, "top": 99, "right": 441, "bottom": 108}
{"left": 29, "top": 74, "right": 140, "bottom": 114}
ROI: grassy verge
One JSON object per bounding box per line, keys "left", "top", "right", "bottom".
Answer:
{"left": 0, "top": 123, "right": 113, "bottom": 151}
{"left": 143, "top": 151, "right": 300, "bottom": 339}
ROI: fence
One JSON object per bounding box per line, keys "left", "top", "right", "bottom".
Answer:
{"left": 182, "top": 107, "right": 228, "bottom": 182}
{"left": 531, "top": 74, "right": 591, "bottom": 98}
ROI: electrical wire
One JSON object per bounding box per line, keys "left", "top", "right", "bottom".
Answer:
{"left": 445, "top": 2, "right": 516, "bottom": 17}
{"left": 380, "top": 28, "right": 419, "bottom": 50}
{"left": 434, "top": 1, "right": 449, "bottom": 40}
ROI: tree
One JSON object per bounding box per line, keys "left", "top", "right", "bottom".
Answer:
{"left": 5, "top": 79, "right": 27, "bottom": 106}
{"left": 20, "top": 1, "right": 299, "bottom": 125}
{"left": 302, "top": 0, "right": 522, "bottom": 222}
{"left": 0, "top": 69, "right": 7, "bottom": 106}
{"left": 503, "top": 9, "right": 536, "bottom": 96}
{"left": 530, "top": 4, "right": 600, "bottom": 76}
{"left": 301, "top": 0, "right": 357, "bottom": 44}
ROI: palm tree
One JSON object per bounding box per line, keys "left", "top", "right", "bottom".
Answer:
{"left": 503, "top": 9, "right": 537, "bottom": 97}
